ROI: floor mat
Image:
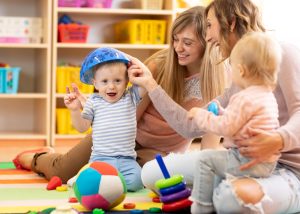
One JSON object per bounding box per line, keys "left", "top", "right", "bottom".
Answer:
{"left": 0, "top": 163, "right": 162, "bottom": 213}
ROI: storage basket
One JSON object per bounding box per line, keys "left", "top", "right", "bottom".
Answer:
{"left": 58, "top": 24, "right": 89, "bottom": 43}
{"left": 56, "top": 66, "right": 94, "bottom": 93}
{"left": 56, "top": 108, "right": 92, "bottom": 134}
{"left": 0, "top": 67, "right": 21, "bottom": 94}
{"left": 141, "top": 0, "right": 163, "bottom": 10}
{"left": 86, "top": 0, "right": 112, "bottom": 8}
{"left": 58, "top": 0, "right": 85, "bottom": 7}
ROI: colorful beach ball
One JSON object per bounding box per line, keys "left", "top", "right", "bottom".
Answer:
{"left": 73, "top": 161, "right": 127, "bottom": 210}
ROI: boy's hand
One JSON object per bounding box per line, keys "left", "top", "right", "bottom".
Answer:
{"left": 64, "top": 84, "right": 83, "bottom": 111}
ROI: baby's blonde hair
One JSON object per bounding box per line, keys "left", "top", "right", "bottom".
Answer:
{"left": 231, "top": 32, "right": 281, "bottom": 88}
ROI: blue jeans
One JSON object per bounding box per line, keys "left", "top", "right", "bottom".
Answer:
{"left": 90, "top": 156, "right": 143, "bottom": 192}
{"left": 190, "top": 149, "right": 276, "bottom": 213}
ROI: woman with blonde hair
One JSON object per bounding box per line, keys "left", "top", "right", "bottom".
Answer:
{"left": 14, "top": 6, "right": 227, "bottom": 184}
{"left": 131, "top": 0, "right": 300, "bottom": 212}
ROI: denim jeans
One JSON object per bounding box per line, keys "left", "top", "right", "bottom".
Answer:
{"left": 91, "top": 156, "right": 143, "bottom": 192}
{"left": 190, "top": 149, "right": 276, "bottom": 213}
{"left": 141, "top": 151, "right": 300, "bottom": 213}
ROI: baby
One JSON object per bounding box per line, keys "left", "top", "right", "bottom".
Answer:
{"left": 64, "top": 47, "right": 145, "bottom": 191}
{"left": 188, "top": 32, "right": 282, "bottom": 213}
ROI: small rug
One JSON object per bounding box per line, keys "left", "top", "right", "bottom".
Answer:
{"left": 0, "top": 162, "right": 162, "bottom": 214}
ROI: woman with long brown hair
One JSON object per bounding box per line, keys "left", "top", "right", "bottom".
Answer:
{"left": 131, "top": 0, "right": 300, "bottom": 212}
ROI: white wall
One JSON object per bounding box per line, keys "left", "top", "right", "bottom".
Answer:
{"left": 258, "top": 0, "right": 300, "bottom": 49}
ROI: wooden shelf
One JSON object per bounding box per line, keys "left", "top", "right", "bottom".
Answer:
{"left": 0, "top": 132, "right": 47, "bottom": 140}
{"left": 0, "top": 93, "right": 48, "bottom": 99}
{"left": 0, "top": 43, "right": 48, "bottom": 49}
{"left": 56, "top": 43, "right": 169, "bottom": 49}
{"left": 55, "top": 134, "right": 87, "bottom": 139}
{"left": 0, "top": 0, "right": 52, "bottom": 146}
{"left": 57, "top": 8, "right": 174, "bottom": 15}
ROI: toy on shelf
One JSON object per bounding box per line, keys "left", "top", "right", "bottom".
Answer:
{"left": 154, "top": 154, "right": 192, "bottom": 212}
{"left": 0, "top": 64, "right": 21, "bottom": 94}
{"left": 58, "top": 14, "right": 89, "bottom": 43}
{"left": 207, "top": 101, "right": 219, "bottom": 116}
{"left": 73, "top": 161, "right": 126, "bottom": 210}
{"left": 58, "top": 0, "right": 112, "bottom": 8}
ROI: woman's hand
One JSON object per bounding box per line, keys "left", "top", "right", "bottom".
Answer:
{"left": 236, "top": 128, "right": 283, "bottom": 170}
{"left": 127, "top": 56, "right": 158, "bottom": 93}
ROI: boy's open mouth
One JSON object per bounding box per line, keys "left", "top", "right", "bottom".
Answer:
{"left": 107, "top": 93, "right": 117, "bottom": 97}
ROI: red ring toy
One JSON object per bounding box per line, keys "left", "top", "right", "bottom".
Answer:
{"left": 123, "top": 203, "right": 136, "bottom": 209}
{"left": 162, "top": 198, "right": 192, "bottom": 212}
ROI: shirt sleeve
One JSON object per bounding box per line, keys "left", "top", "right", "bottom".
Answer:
{"left": 129, "top": 84, "right": 141, "bottom": 106}
{"left": 276, "top": 43, "right": 300, "bottom": 152}
{"left": 81, "top": 96, "right": 94, "bottom": 121}
{"left": 149, "top": 86, "right": 205, "bottom": 139}
{"left": 194, "top": 93, "right": 253, "bottom": 137}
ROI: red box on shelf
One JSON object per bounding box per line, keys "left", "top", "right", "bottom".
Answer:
{"left": 58, "top": 24, "right": 89, "bottom": 43}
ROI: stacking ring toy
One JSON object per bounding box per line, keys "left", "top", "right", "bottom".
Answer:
{"left": 155, "top": 174, "right": 183, "bottom": 189}
{"left": 162, "top": 198, "right": 192, "bottom": 212}
{"left": 159, "top": 182, "right": 186, "bottom": 196}
{"left": 160, "top": 188, "right": 191, "bottom": 203}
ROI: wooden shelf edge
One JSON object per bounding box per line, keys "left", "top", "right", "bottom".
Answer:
{"left": 55, "top": 134, "right": 87, "bottom": 139}
{"left": 57, "top": 7, "right": 173, "bottom": 15}
{"left": 0, "top": 43, "right": 48, "bottom": 48}
{"left": 0, "top": 93, "right": 48, "bottom": 99}
{"left": 55, "top": 43, "right": 168, "bottom": 49}
{"left": 0, "top": 133, "right": 47, "bottom": 140}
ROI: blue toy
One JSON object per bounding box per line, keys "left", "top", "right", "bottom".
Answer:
{"left": 207, "top": 101, "right": 219, "bottom": 116}
{"left": 80, "top": 47, "right": 130, "bottom": 85}
{"left": 58, "top": 14, "right": 73, "bottom": 24}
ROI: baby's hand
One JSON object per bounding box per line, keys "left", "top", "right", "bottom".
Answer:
{"left": 188, "top": 107, "right": 199, "bottom": 120}
{"left": 64, "top": 86, "right": 81, "bottom": 111}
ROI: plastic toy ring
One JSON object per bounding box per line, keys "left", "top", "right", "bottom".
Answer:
{"left": 159, "top": 182, "right": 186, "bottom": 196}
{"left": 162, "top": 198, "right": 192, "bottom": 212}
{"left": 155, "top": 175, "right": 183, "bottom": 189}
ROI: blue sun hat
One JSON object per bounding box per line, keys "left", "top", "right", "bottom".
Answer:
{"left": 80, "top": 47, "right": 130, "bottom": 85}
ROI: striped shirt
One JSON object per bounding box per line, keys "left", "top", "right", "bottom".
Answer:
{"left": 194, "top": 85, "right": 280, "bottom": 162}
{"left": 82, "top": 85, "right": 140, "bottom": 159}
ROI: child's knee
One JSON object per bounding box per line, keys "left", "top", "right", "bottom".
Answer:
{"left": 213, "top": 177, "right": 268, "bottom": 214}
{"left": 126, "top": 173, "right": 143, "bottom": 192}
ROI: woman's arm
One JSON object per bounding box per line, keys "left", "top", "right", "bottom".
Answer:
{"left": 129, "top": 57, "right": 205, "bottom": 139}
{"left": 149, "top": 86, "right": 205, "bottom": 138}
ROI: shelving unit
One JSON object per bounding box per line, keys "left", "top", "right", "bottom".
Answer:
{"left": 0, "top": 0, "right": 52, "bottom": 159}
{"left": 51, "top": 0, "right": 178, "bottom": 146}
